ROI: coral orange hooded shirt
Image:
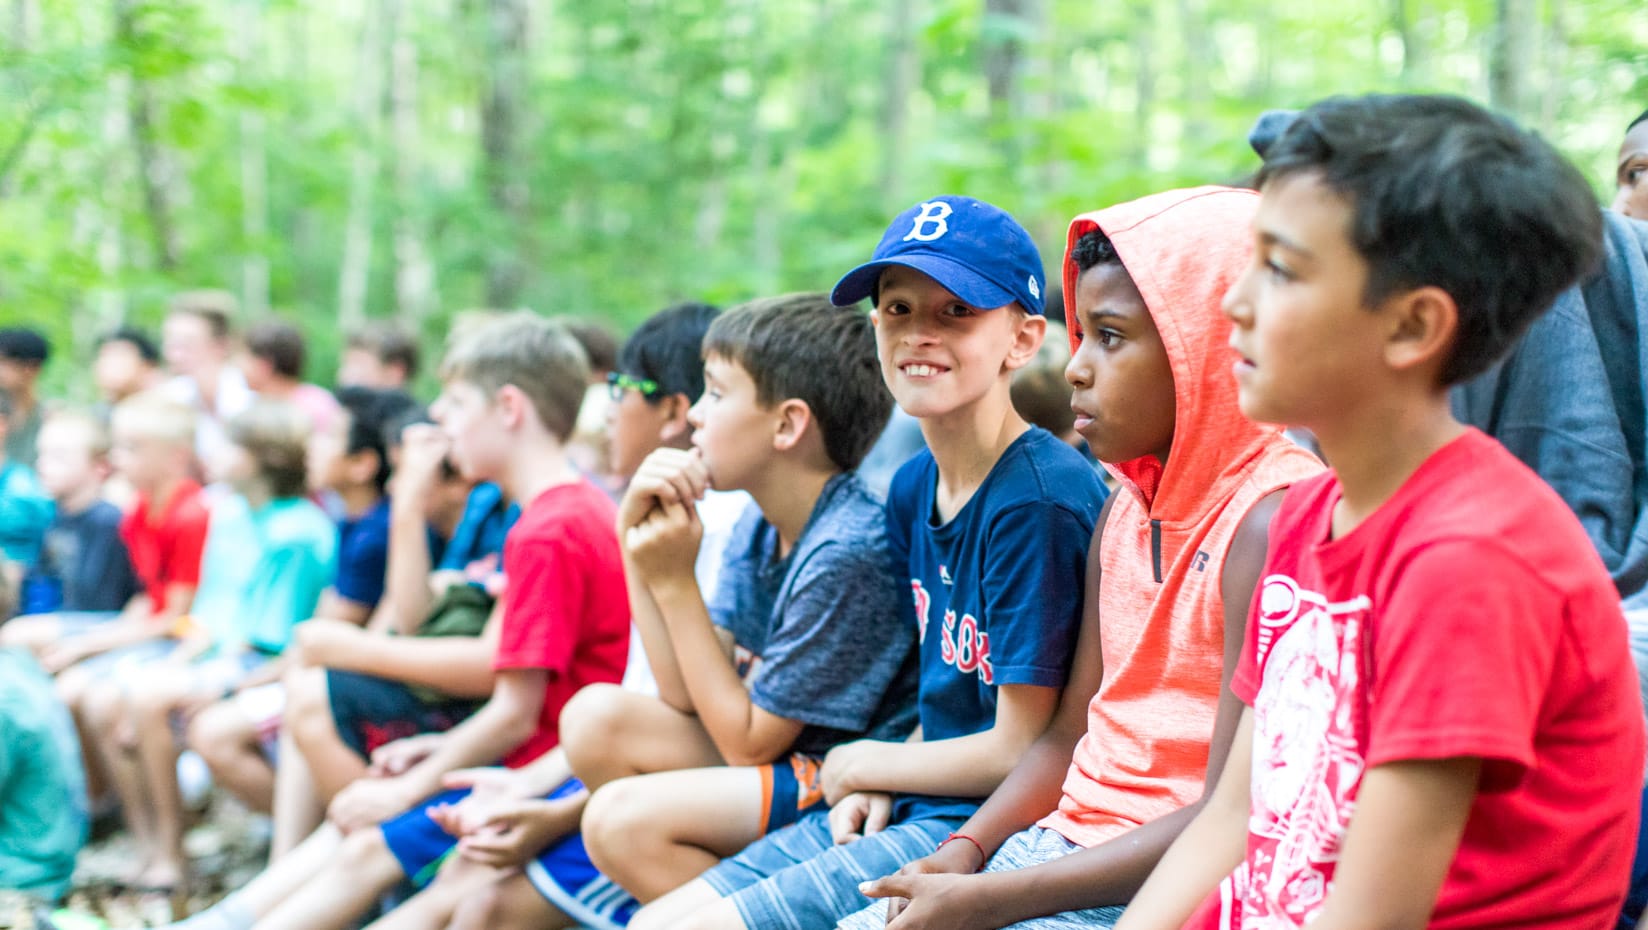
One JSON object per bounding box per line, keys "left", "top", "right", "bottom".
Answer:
{"left": 1039, "top": 187, "right": 1323, "bottom": 847}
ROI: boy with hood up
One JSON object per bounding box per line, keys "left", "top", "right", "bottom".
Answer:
{"left": 842, "top": 187, "right": 1324, "bottom": 930}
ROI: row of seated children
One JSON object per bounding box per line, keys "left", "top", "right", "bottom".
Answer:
{"left": 6, "top": 89, "right": 1644, "bottom": 930}
{"left": 161, "top": 93, "right": 1644, "bottom": 930}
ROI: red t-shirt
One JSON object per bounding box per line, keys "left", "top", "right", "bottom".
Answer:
{"left": 118, "top": 479, "right": 211, "bottom": 613}
{"left": 1196, "top": 429, "right": 1643, "bottom": 929}
{"left": 494, "top": 479, "right": 629, "bottom": 768}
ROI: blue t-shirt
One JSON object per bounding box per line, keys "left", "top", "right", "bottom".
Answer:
{"left": 887, "top": 428, "right": 1106, "bottom": 821}
{"left": 438, "top": 482, "right": 519, "bottom": 578}
{"left": 24, "top": 500, "right": 139, "bottom": 614}
{"left": 708, "top": 472, "right": 919, "bottom": 757}
{"left": 191, "top": 495, "right": 339, "bottom": 656}
{"left": 334, "top": 497, "right": 391, "bottom": 608}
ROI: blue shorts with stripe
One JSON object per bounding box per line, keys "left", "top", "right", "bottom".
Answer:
{"left": 698, "top": 810, "right": 962, "bottom": 930}
{"left": 523, "top": 759, "right": 825, "bottom": 928}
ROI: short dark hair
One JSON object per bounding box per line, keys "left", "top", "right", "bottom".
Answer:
{"left": 246, "top": 320, "right": 307, "bottom": 379}
{"left": 335, "top": 385, "right": 417, "bottom": 493}
{"left": 97, "top": 327, "right": 161, "bottom": 364}
{"left": 168, "top": 290, "right": 237, "bottom": 341}
{"left": 228, "top": 401, "right": 311, "bottom": 499}
{"left": 1070, "top": 230, "right": 1124, "bottom": 274}
{"left": 561, "top": 319, "right": 621, "bottom": 375}
{"left": 346, "top": 324, "right": 420, "bottom": 379}
{"left": 703, "top": 293, "right": 892, "bottom": 471}
{"left": 618, "top": 302, "right": 721, "bottom": 404}
{"left": 1630, "top": 109, "right": 1648, "bottom": 133}
{"left": 0, "top": 327, "right": 49, "bottom": 365}
{"left": 1258, "top": 94, "right": 1603, "bottom": 385}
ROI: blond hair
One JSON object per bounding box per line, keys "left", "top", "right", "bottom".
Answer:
{"left": 111, "top": 391, "right": 197, "bottom": 450}
{"left": 42, "top": 407, "right": 112, "bottom": 460}
{"left": 439, "top": 312, "right": 589, "bottom": 441}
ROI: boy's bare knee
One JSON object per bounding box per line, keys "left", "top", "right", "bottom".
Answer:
{"left": 632, "top": 881, "right": 731, "bottom": 930}
{"left": 581, "top": 778, "right": 651, "bottom": 866}
{"left": 337, "top": 824, "right": 399, "bottom": 882}
{"left": 186, "top": 701, "right": 243, "bottom": 759}
{"left": 560, "top": 683, "right": 642, "bottom": 778}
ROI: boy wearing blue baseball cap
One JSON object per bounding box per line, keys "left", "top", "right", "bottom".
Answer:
{"left": 633, "top": 197, "right": 1108, "bottom": 930}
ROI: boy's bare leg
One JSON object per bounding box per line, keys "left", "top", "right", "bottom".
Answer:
{"left": 558, "top": 684, "right": 724, "bottom": 790}
{"left": 57, "top": 664, "right": 111, "bottom": 806}
{"left": 130, "top": 676, "right": 211, "bottom": 889}
{"left": 363, "top": 859, "right": 523, "bottom": 930}
{"left": 446, "top": 869, "right": 576, "bottom": 930}
{"left": 251, "top": 826, "right": 407, "bottom": 930}
{"left": 0, "top": 614, "right": 58, "bottom": 655}
{"left": 584, "top": 766, "right": 766, "bottom": 901}
{"left": 629, "top": 881, "right": 743, "bottom": 930}
{"left": 82, "top": 679, "right": 159, "bottom": 870}
{"left": 160, "top": 824, "right": 345, "bottom": 929}
{"left": 286, "top": 666, "right": 369, "bottom": 800}
{"left": 189, "top": 701, "right": 274, "bottom": 812}
{"left": 270, "top": 726, "right": 323, "bottom": 857}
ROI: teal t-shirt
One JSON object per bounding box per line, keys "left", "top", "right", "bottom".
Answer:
{"left": 0, "top": 460, "right": 52, "bottom": 567}
{"left": 0, "top": 649, "right": 87, "bottom": 900}
{"left": 190, "top": 495, "right": 338, "bottom": 655}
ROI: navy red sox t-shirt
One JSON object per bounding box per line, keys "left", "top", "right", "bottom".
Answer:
{"left": 886, "top": 428, "right": 1106, "bottom": 821}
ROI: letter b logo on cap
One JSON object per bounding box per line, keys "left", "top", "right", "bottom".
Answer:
{"left": 903, "top": 201, "right": 953, "bottom": 243}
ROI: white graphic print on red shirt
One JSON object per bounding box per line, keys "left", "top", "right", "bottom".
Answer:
{"left": 1220, "top": 573, "right": 1372, "bottom": 928}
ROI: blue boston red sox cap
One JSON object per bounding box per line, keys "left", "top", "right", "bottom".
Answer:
{"left": 830, "top": 196, "right": 1047, "bottom": 316}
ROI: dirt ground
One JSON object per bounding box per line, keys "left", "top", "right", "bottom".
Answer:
{"left": 2, "top": 796, "right": 269, "bottom": 930}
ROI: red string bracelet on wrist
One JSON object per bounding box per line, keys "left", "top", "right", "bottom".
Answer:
{"left": 938, "top": 832, "right": 987, "bottom": 872}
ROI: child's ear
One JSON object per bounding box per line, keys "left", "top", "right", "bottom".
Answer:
{"left": 1002, "top": 312, "right": 1048, "bottom": 373}
{"left": 1383, "top": 285, "right": 1459, "bottom": 377}
{"left": 771, "top": 398, "right": 813, "bottom": 453}
{"left": 657, "top": 393, "right": 692, "bottom": 443}
{"left": 494, "top": 384, "right": 528, "bottom": 430}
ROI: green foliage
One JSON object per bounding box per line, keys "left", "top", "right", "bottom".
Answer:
{"left": 0, "top": 0, "right": 1642, "bottom": 401}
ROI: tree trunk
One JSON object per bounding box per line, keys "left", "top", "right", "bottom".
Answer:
{"left": 982, "top": 0, "right": 1029, "bottom": 131}
{"left": 1129, "top": 0, "right": 1155, "bottom": 171}
{"left": 878, "top": 0, "right": 919, "bottom": 202}
{"left": 1538, "top": 0, "right": 1565, "bottom": 132}
{"left": 479, "top": 0, "right": 530, "bottom": 309}
{"left": 114, "top": 0, "right": 181, "bottom": 271}
{"left": 1488, "top": 0, "right": 1535, "bottom": 117}
{"left": 338, "top": 0, "right": 387, "bottom": 330}
{"left": 1175, "top": 0, "right": 1212, "bottom": 150}
{"left": 387, "top": 0, "right": 436, "bottom": 327}
{"left": 1391, "top": 0, "right": 1428, "bottom": 86}
{"left": 236, "top": 0, "right": 270, "bottom": 317}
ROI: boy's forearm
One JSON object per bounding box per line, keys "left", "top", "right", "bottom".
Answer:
{"left": 626, "top": 556, "right": 691, "bottom": 710}
{"left": 952, "top": 722, "right": 1089, "bottom": 855}
{"left": 972, "top": 802, "right": 1208, "bottom": 925}
{"left": 650, "top": 574, "right": 776, "bottom": 765}
{"left": 328, "top": 635, "right": 496, "bottom": 699}
{"left": 402, "top": 698, "right": 536, "bottom": 799}
{"left": 514, "top": 746, "right": 574, "bottom": 797}
{"left": 841, "top": 729, "right": 1030, "bottom": 800}
{"left": 382, "top": 497, "right": 435, "bottom": 634}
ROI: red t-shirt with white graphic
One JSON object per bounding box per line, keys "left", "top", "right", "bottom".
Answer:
{"left": 1195, "top": 429, "right": 1642, "bottom": 929}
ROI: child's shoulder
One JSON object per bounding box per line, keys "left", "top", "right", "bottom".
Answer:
{"left": 261, "top": 497, "right": 340, "bottom": 550}
{"left": 507, "top": 479, "right": 618, "bottom": 548}
{"left": 973, "top": 429, "right": 1105, "bottom": 525}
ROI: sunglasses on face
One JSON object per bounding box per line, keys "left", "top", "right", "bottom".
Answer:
{"left": 606, "top": 371, "right": 662, "bottom": 402}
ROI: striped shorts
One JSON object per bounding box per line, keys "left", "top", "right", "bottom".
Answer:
{"left": 835, "top": 825, "right": 1125, "bottom": 929}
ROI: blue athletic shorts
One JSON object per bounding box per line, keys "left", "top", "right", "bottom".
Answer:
{"left": 524, "top": 778, "right": 638, "bottom": 930}
{"left": 759, "top": 754, "right": 827, "bottom": 834}
{"left": 380, "top": 787, "right": 470, "bottom": 887}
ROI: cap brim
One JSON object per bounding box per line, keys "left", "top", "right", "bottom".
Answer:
{"left": 831, "top": 254, "right": 1021, "bottom": 312}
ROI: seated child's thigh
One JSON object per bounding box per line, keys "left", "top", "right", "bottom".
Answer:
{"left": 702, "top": 813, "right": 956, "bottom": 930}
{"left": 327, "top": 669, "right": 481, "bottom": 761}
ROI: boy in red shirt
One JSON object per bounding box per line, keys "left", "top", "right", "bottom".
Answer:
{"left": 159, "top": 313, "right": 630, "bottom": 930}
{"left": 1119, "top": 94, "right": 1645, "bottom": 929}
